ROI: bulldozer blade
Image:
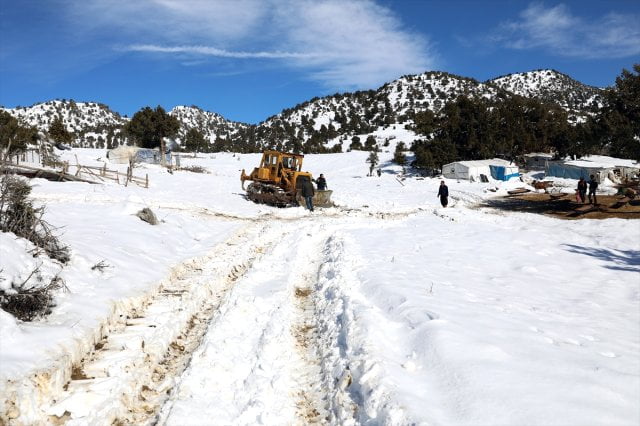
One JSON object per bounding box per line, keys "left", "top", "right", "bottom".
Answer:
{"left": 314, "top": 190, "right": 333, "bottom": 207}
{"left": 297, "top": 190, "right": 334, "bottom": 208}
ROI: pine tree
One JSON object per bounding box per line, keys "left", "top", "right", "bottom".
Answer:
{"left": 0, "top": 111, "right": 39, "bottom": 153}
{"left": 592, "top": 64, "right": 640, "bottom": 160}
{"left": 183, "top": 128, "right": 207, "bottom": 153}
{"left": 349, "top": 136, "right": 363, "bottom": 151}
{"left": 394, "top": 142, "right": 407, "bottom": 166}
{"left": 366, "top": 151, "right": 379, "bottom": 176}
{"left": 48, "top": 116, "right": 73, "bottom": 145}
{"left": 125, "top": 106, "right": 180, "bottom": 163}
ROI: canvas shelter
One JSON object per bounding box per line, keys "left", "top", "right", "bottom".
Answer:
{"left": 523, "top": 153, "right": 554, "bottom": 171}
{"left": 442, "top": 159, "right": 519, "bottom": 182}
{"left": 545, "top": 156, "right": 640, "bottom": 183}
{"left": 107, "top": 146, "right": 171, "bottom": 165}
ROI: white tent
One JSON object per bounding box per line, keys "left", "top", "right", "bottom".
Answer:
{"left": 442, "top": 159, "right": 519, "bottom": 182}
{"left": 107, "top": 146, "right": 171, "bottom": 165}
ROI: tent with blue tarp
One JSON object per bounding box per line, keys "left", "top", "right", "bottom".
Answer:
{"left": 443, "top": 159, "right": 519, "bottom": 182}
{"left": 545, "top": 161, "right": 608, "bottom": 182}
{"left": 490, "top": 165, "right": 520, "bottom": 181}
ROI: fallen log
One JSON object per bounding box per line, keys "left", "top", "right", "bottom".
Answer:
{"left": 507, "top": 188, "right": 531, "bottom": 196}
{"left": 609, "top": 197, "right": 631, "bottom": 209}
{"left": 567, "top": 204, "right": 599, "bottom": 217}
{"left": 549, "top": 192, "right": 568, "bottom": 200}
{"left": 1, "top": 163, "right": 100, "bottom": 184}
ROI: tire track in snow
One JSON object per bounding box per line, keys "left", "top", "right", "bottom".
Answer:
{"left": 37, "top": 222, "right": 281, "bottom": 425}
{"left": 289, "top": 228, "right": 332, "bottom": 425}
{"left": 158, "top": 222, "right": 312, "bottom": 424}
{"left": 158, "top": 222, "right": 348, "bottom": 425}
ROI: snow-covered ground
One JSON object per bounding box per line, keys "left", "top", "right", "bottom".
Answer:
{"left": 1, "top": 148, "right": 638, "bottom": 425}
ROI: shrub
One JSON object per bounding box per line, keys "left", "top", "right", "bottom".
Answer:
{"left": 0, "top": 175, "right": 70, "bottom": 263}
{"left": 0, "top": 271, "right": 67, "bottom": 321}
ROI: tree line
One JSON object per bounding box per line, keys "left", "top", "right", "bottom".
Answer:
{"left": 409, "top": 64, "right": 639, "bottom": 172}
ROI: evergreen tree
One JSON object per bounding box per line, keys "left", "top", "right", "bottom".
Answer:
{"left": 364, "top": 135, "right": 377, "bottom": 151}
{"left": 592, "top": 64, "right": 640, "bottom": 160}
{"left": 48, "top": 116, "right": 73, "bottom": 145}
{"left": 183, "top": 128, "right": 207, "bottom": 153}
{"left": 349, "top": 136, "right": 363, "bottom": 151}
{"left": 366, "top": 150, "right": 379, "bottom": 175}
{"left": 0, "top": 111, "right": 39, "bottom": 153}
{"left": 393, "top": 142, "right": 407, "bottom": 166}
{"left": 125, "top": 106, "right": 180, "bottom": 158}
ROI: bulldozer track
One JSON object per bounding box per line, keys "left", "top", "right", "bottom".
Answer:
{"left": 4, "top": 215, "right": 422, "bottom": 425}
{"left": 3, "top": 223, "right": 281, "bottom": 425}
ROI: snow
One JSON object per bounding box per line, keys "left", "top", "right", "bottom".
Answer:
{"left": 564, "top": 155, "right": 640, "bottom": 169}
{"left": 1, "top": 148, "right": 638, "bottom": 425}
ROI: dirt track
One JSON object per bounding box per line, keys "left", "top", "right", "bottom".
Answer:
{"left": 482, "top": 193, "right": 640, "bottom": 220}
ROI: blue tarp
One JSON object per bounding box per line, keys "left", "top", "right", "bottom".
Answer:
{"left": 490, "top": 165, "right": 519, "bottom": 181}
{"left": 545, "top": 163, "right": 591, "bottom": 180}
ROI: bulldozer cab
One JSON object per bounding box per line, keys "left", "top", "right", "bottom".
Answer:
{"left": 259, "top": 151, "right": 303, "bottom": 181}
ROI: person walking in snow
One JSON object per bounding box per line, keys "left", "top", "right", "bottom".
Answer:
{"left": 577, "top": 177, "right": 587, "bottom": 203}
{"left": 437, "top": 181, "right": 449, "bottom": 207}
{"left": 588, "top": 175, "right": 599, "bottom": 204}
{"left": 314, "top": 174, "right": 327, "bottom": 191}
{"left": 301, "top": 177, "right": 315, "bottom": 212}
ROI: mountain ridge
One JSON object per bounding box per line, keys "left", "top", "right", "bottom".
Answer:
{"left": 1, "top": 68, "right": 604, "bottom": 151}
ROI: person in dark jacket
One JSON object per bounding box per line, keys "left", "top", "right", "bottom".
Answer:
{"left": 577, "top": 177, "right": 587, "bottom": 203}
{"left": 301, "top": 177, "right": 315, "bottom": 211}
{"left": 314, "top": 174, "right": 327, "bottom": 191}
{"left": 588, "top": 175, "right": 598, "bottom": 204}
{"left": 437, "top": 181, "right": 449, "bottom": 207}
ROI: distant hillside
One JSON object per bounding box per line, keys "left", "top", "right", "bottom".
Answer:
{"left": 1, "top": 68, "right": 605, "bottom": 152}
{"left": 489, "top": 69, "right": 603, "bottom": 121}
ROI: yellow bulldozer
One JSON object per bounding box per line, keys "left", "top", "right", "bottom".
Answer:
{"left": 240, "top": 150, "right": 333, "bottom": 208}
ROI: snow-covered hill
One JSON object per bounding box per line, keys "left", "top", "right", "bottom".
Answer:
{"left": 489, "top": 69, "right": 603, "bottom": 118}
{"left": 169, "top": 105, "right": 249, "bottom": 143}
{"left": 1, "top": 69, "right": 605, "bottom": 151}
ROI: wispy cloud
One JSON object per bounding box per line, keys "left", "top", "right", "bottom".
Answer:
{"left": 490, "top": 3, "right": 640, "bottom": 59}
{"left": 64, "top": 0, "right": 435, "bottom": 90}
{"left": 123, "top": 44, "right": 315, "bottom": 59}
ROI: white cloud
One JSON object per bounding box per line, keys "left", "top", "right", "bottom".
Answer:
{"left": 274, "top": 0, "right": 433, "bottom": 88}
{"left": 65, "top": 0, "right": 435, "bottom": 90}
{"left": 493, "top": 3, "right": 640, "bottom": 59}
{"left": 123, "top": 44, "right": 315, "bottom": 59}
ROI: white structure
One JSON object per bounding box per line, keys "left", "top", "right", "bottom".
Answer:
{"left": 107, "top": 146, "right": 171, "bottom": 165}
{"left": 442, "top": 159, "right": 519, "bottom": 182}
{"left": 545, "top": 155, "right": 640, "bottom": 183}
{"left": 524, "top": 152, "right": 554, "bottom": 170}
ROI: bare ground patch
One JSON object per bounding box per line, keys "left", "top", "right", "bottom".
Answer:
{"left": 482, "top": 193, "right": 640, "bottom": 220}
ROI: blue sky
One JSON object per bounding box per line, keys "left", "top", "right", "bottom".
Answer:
{"left": 1, "top": 0, "right": 638, "bottom": 124}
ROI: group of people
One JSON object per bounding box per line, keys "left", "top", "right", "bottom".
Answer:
{"left": 576, "top": 175, "right": 599, "bottom": 204}
{"left": 300, "top": 173, "right": 327, "bottom": 212}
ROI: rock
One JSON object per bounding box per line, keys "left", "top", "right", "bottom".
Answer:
{"left": 136, "top": 208, "right": 158, "bottom": 225}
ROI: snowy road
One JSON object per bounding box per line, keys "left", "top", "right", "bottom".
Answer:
{"left": 6, "top": 205, "right": 639, "bottom": 425}
{"left": 35, "top": 213, "right": 415, "bottom": 425}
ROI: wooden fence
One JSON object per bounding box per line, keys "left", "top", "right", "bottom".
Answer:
{"left": 2, "top": 152, "right": 148, "bottom": 188}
